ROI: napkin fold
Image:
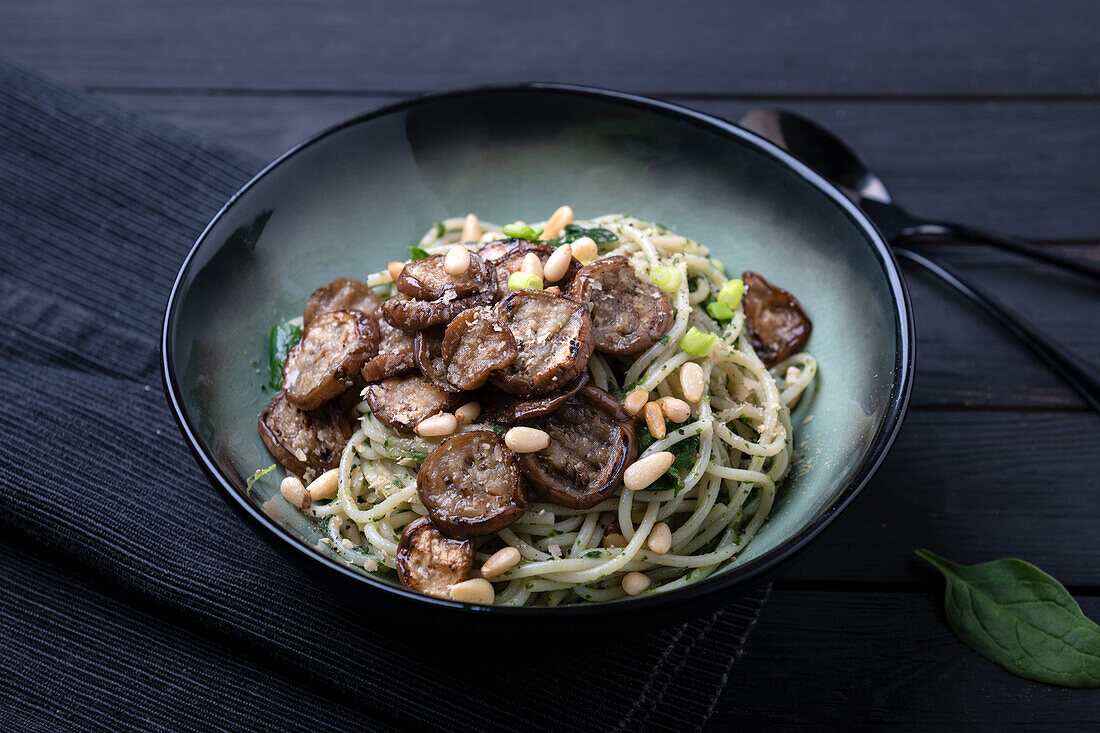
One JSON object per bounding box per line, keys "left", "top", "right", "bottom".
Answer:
{"left": 0, "top": 59, "right": 769, "bottom": 732}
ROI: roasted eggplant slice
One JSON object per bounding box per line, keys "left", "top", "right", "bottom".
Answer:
{"left": 568, "top": 256, "right": 673, "bottom": 355}
{"left": 417, "top": 430, "right": 526, "bottom": 538}
{"left": 258, "top": 391, "right": 352, "bottom": 482}
{"left": 360, "top": 316, "right": 417, "bottom": 383}
{"left": 414, "top": 328, "right": 460, "bottom": 393}
{"left": 491, "top": 290, "right": 594, "bottom": 397}
{"left": 493, "top": 242, "right": 579, "bottom": 296}
{"left": 381, "top": 290, "right": 495, "bottom": 332}
{"left": 517, "top": 386, "right": 637, "bottom": 509}
{"left": 481, "top": 371, "right": 589, "bottom": 425}
{"left": 303, "top": 277, "right": 382, "bottom": 325}
{"left": 283, "top": 309, "right": 379, "bottom": 410}
{"left": 396, "top": 250, "right": 494, "bottom": 301}
{"left": 396, "top": 517, "right": 473, "bottom": 598}
{"left": 741, "top": 270, "right": 812, "bottom": 367}
{"left": 440, "top": 307, "right": 518, "bottom": 390}
{"left": 364, "top": 373, "right": 461, "bottom": 433}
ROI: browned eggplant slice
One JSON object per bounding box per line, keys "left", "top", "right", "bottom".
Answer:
{"left": 396, "top": 517, "right": 473, "bottom": 598}
{"left": 303, "top": 277, "right": 382, "bottom": 325}
{"left": 413, "top": 328, "right": 460, "bottom": 393}
{"left": 364, "top": 373, "right": 461, "bottom": 433}
{"left": 481, "top": 371, "right": 589, "bottom": 425}
{"left": 741, "top": 270, "right": 812, "bottom": 368}
{"left": 476, "top": 238, "right": 522, "bottom": 262}
{"left": 258, "top": 391, "right": 352, "bottom": 482}
{"left": 396, "top": 250, "right": 494, "bottom": 301}
{"left": 440, "top": 307, "right": 518, "bottom": 390}
{"left": 568, "top": 256, "right": 673, "bottom": 355}
{"left": 417, "top": 430, "right": 526, "bottom": 538}
{"left": 381, "top": 289, "right": 495, "bottom": 332}
{"left": 360, "top": 317, "right": 417, "bottom": 383}
{"left": 517, "top": 385, "right": 637, "bottom": 509}
{"left": 490, "top": 290, "right": 594, "bottom": 396}
{"left": 283, "top": 309, "right": 379, "bottom": 410}
{"left": 493, "top": 242, "right": 579, "bottom": 296}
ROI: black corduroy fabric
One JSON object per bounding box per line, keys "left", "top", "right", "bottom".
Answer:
{"left": 0, "top": 59, "right": 771, "bottom": 732}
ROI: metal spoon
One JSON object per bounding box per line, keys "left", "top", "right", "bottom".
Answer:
{"left": 738, "top": 108, "right": 1100, "bottom": 412}
{"left": 738, "top": 108, "right": 1100, "bottom": 282}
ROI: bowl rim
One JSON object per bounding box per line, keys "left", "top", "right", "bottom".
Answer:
{"left": 162, "top": 82, "right": 914, "bottom": 617}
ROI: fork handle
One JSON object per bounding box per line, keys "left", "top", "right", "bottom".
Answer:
{"left": 895, "top": 220, "right": 1100, "bottom": 283}
{"left": 895, "top": 248, "right": 1100, "bottom": 413}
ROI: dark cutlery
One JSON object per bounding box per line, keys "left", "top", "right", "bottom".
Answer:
{"left": 739, "top": 108, "right": 1100, "bottom": 412}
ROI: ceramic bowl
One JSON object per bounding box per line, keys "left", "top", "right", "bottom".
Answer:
{"left": 163, "top": 84, "right": 913, "bottom": 628}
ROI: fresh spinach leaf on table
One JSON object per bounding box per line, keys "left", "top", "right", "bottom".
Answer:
{"left": 916, "top": 549, "right": 1100, "bottom": 688}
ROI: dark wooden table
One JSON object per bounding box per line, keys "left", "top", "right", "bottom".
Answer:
{"left": 5, "top": 1, "right": 1098, "bottom": 726}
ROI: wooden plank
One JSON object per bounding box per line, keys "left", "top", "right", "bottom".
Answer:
{"left": 4, "top": 0, "right": 1099, "bottom": 96}
{"left": 707, "top": 590, "right": 1100, "bottom": 729}
{"left": 905, "top": 243, "right": 1100, "bottom": 409}
{"left": 780, "top": 410, "right": 1100, "bottom": 587}
{"left": 101, "top": 94, "right": 1100, "bottom": 240}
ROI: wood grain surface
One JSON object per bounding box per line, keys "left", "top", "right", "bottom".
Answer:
{"left": 5, "top": 1, "right": 1098, "bottom": 727}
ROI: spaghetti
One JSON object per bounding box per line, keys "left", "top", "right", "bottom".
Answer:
{"left": 296, "top": 214, "right": 816, "bottom": 606}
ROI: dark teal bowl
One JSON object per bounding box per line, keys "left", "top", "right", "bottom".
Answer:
{"left": 162, "top": 84, "right": 913, "bottom": 628}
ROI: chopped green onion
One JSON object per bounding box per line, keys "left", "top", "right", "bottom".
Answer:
{"left": 508, "top": 271, "right": 544, "bottom": 290}
{"left": 709, "top": 258, "right": 726, "bottom": 274}
{"left": 649, "top": 265, "right": 682, "bottom": 293}
{"left": 680, "top": 326, "right": 718, "bottom": 357}
{"left": 502, "top": 223, "right": 544, "bottom": 241}
{"left": 409, "top": 246, "right": 430, "bottom": 261}
{"left": 717, "top": 278, "right": 744, "bottom": 308}
{"left": 706, "top": 300, "right": 735, "bottom": 321}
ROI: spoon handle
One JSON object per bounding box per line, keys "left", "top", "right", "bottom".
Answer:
{"left": 895, "top": 221, "right": 1100, "bottom": 283}
{"left": 895, "top": 248, "right": 1100, "bottom": 412}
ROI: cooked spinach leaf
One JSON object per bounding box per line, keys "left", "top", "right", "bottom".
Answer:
{"left": 550, "top": 224, "right": 618, "bottom": 246}
{"left": 269, "top": 321, "right": 302, "bottom": 389}
{"left": 916, "top": 549, "right": 1100, "bottom": 688}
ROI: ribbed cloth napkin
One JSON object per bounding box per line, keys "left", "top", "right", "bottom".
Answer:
{"left": 0, "top": 59, "right": 770, "bottom": 732}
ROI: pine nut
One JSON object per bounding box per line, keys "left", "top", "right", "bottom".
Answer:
{"left": 658, "top": 396, "right": 691, "bottom": 423}
{"left": 679, "top": 361, "right": 705, "bottom": 403}
{"left": 522, "top": 252, "right": 544, "bottom": 278}
{"left": 454, "top": 401, "right": 481, "bottom": 426}
{"left": 644, "top": 401, "right": 666, "bottom": 439}
{"left": 444, "top": 244, "right": 471, "bottom": 276}
{"left": 280, "top": 475, "right": 310, "bottom": 509}
{"left": 622, "top": 388, "right": 649, "bottom": 417}
{"left": 481, "top": 546, "right": 521, "bottom": 578}
{"left": 462, "top": 213, "right": 482, "bottom": 242}
{"left": 540, "top": 205, "right": 574, "bottom": 240}
{"left": 622, "top": 571, "right": 652, "bottom": 596}
{"left": 571, "top": 236, "right": 598, "bottom": 262}
{"left": 415, "top": 412, "right": 458, "bottom": 437}
{"left": 647, "top": 522, "right": 672, "bottom": 554}
{"left": 542, "top": 243, "right": 573, "bottom": 282}
{"left": 450, "top": 578, "right": 495, "bottom": 604}
{"left": 307, "top": 468, "right": 339, "bottom": 501}
{"left": 504, "top": 426, "right": 551, "bottom": 453}
{"left": 623, "top": 451, "right": 675, "bottom": 491}
{"left": 387, "top": 261, "right": 404, "bottom": 282}
{"left": 602, "top": 530, "right": 627, "bottom": 549}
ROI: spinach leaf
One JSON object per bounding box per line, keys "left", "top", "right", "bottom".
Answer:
{"left": 268, "top": 321, "right": 302, "bottom": 390}
{"left": 550, "top": 224, "right": 617, "bottom": 246}
{"left": 916, "top": 549, "right": 1100, "bottom": 688}
{"left": 409, "top": 246, "right": 430, "bottom": 261}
